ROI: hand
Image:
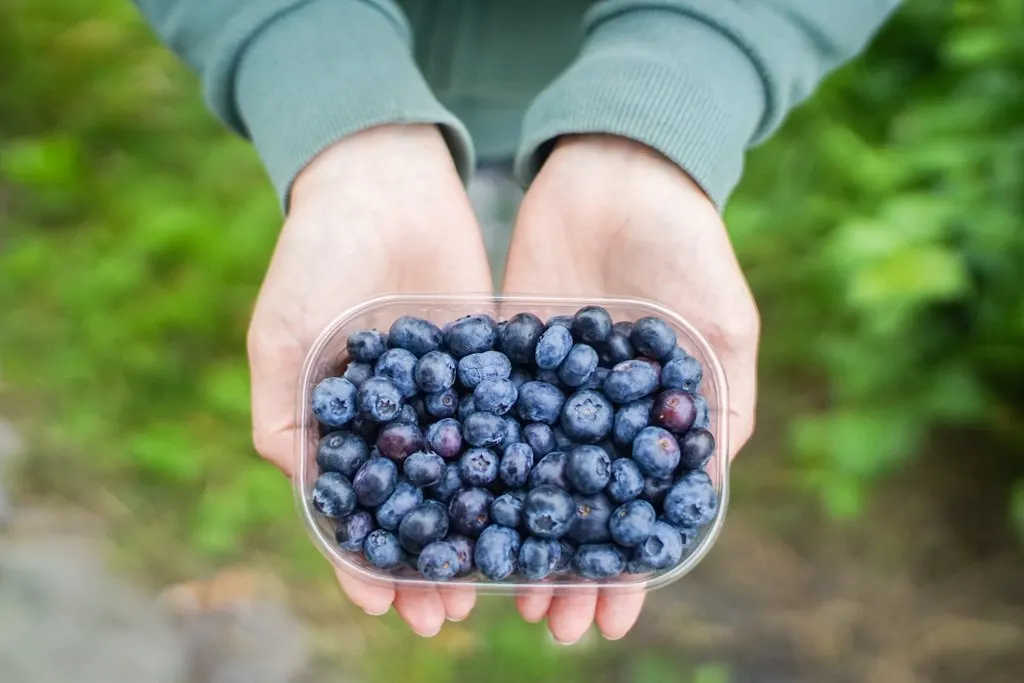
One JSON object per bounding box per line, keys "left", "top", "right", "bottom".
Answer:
{"left": 247, "top": 124, "right": 492, "bottom": 636}
{"left": 503, "top": 135, "right": 760, "bottom": 643}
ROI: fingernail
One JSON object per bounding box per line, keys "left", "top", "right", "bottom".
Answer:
{"left": 446, "top": 615, "right": 467, "bottom": 623}
{"left": 363, "top": 605, "right": 390, "bottom": 616}
{"left": 413, "top": 624, "right": 443, "bottom": 638}
{"left": 602, "top": 633, "right": 625, "bottom": 641}
{"left": 553, "top": 636, "right": 579, "bottom": 646}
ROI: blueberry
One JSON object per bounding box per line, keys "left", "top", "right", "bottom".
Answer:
{"left": 535, "top": 367, "right": 565, "bottom": 388}
{"left": 692, "top": 395, "right": 710, "bottom": 429}
{"left": 552, "top": 540, "right": 576, "bottom": 574}
{"left": 425, "top": 418, "right": 463, "bottom": 460}
{"left": 603, "top": 360, "right": 659, "bottom": 403}
{"left": 573, "top": 544, "right": 625, "bottom": 578}
{"left": 425, "top": 387, "right": 459, "bottom": 419}
{"left": 657, "top": 516, "right": 701, "bottom": 548}
{"left": 500, "top": 416, "right": 522, "bottom": 449}
{"left": 636, "top": 357, "right": 663, "bottom": 384}
{"left": 352, "top": 456, "right": 397, "bottom": 507}
{"left": 611, "top": 321, "right": 634, "bottom": 337}
{"left": 398, "top": 500, "right": 449, "bottom": 554}
{"left": 650, "top": 389, "right": 697, "bottom": 434}
{"left": 661, "top": 356, "right": 703, "bottom": 393}
{"left": 473, "top": 378, "right": 518, "bottom": 415}
{"left": 516, "top": 381, "right": 565, "bottom": 425}
{"left": 523, "top": 423, "right": 556, "bottom": 456}
{"left": 427, "top": 463, "right": 463, "bottom": 503}
{"left": 534, "top": 325, "right": 573, "bottom": 370}
{"left": 566, "top": 492, "right": 613, "bottom": 544}
{"left": 609, "top": 499, "right": 656, "bottom": 546}
{"left": 499, "top": 442, "right": 535, "bottom": 489}
{"left": 462, "top": 412, "right": 507, "bottom": 448}
{"left": 457, "top": 350, "right": 512, "bottom": 389}
{"left": 546, "top": 315, "right": 573, "bottom": 329}
{"left": 374, "top": 348, "right": 418, "bottom": 398}
{"left": 598, "top": 331, "right": 634, "bottom": 367}
{"left": 630, "top": 317, "right": 677, "bottom": 360}
{"left": 474, "top": 525, "right": 520, "bottom": 580}
{"left": 335, "top": 511, "right": 375, "bottom": 552}
{"left": 641, "top": 475, "right": 674, "bottom": 507}
{"left": 551, "top": 427, "right": 574, "bottom": 451}
{"left": 397, "top": 404, "right": 419, "bottom": 425}
{"left": 571, "top": 306, "right": 613, "bottom": 344}
{"left": 458, "top": 447, "right": 500, "bottom": 487}
{"left": 664, "top": 470, "right": 719, "bottom": 527}
{"left": 415, "top": 540, "right": 461, "bottom": 580}
{"left": 518, "top": 537, "right": 562, "bottom": 580}
{"left": 633, "top": 521, "right": 684, "bottom": 569}
{"left": 311, "top": 472, "right": 356, "bottom": 519}
{"left": 457, "top": 394, "right": 477, "bottom": 422}
{"left": 509, "top": 367, "right": 532, "bottom": 390}
{"left": 607, "top": 458, "right": 645, "bottom": 503}
{"left": 376, "top": 479, "right": 424, "bottom": 530}
{"left": 445, "top": 315, "right": 499, "bottom": 358}
{"left": 448, "top": 487, "right": 494, "bottom": 537}
{"left": 349, "top": 414, "right": 380, "bottom": 443}
{"left": 387, "top": 316, "right": 442, "bottom": 356}
{"left": 580, "top": 366, "right": 610, "bottom": 391}
{"left": 567, "top": 445, "right": 612, "bottom": 494}
{"left": 679, "top": 428, "right": 715, "bottom": 470}
{"left": 557, "top": 343, "right": 599, "bottom": 388}
{"left": 356, "top": 377, "right": 404, "bottom": 423}
{"left": 612, "top": 400, "right": 651, "bottom": 447}
{"left": 632, "top": 426, "right": 681, "bottom": 477}
{"left": 445, "top": 533, "right": 475, "bottom": 576}
{"left": 347, "top": 330, "right": 388, "bottom": 363}
{"left": 414, "top": 350, "right": 457, "bottom": 393}
{"left": 527, "top": 452, "right": 570, "bottom": 490}
{"left": 559, "top": 389, "right": 614, "bottom": 443}
{"left": 498, "top": 313, "right": 545, "bottom": 364}
{"left": 625, "top": 556, "right": 654, "bottom": 575}
{"left": 491, "top": 493, "right": 523, "bottom": 528}
{"left": 342, "top": 362, "right": 374, "bottom": 388}
{"left": 523, "top": 485, "right": 576, "bottom": 539}
{"left": 403, "top": 451, "right": 446, "bottom": 487}
{"left": 312, "top": 377, "right": 358, "bottom": 428}
{"left": 364, "top": 529, "right": 405, "bottom": 569}
{"left": 663, "top": 346, "right": 688, "bottom": 362}
{"left": 316, "top": 431, "right": 369, "bottom": 478}
{"left": 375, "top": 420, "right": 424, "bottom": 463}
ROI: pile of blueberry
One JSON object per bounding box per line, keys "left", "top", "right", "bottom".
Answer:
{"left": 308, "top": 307, "right": 719, "bottom": 582}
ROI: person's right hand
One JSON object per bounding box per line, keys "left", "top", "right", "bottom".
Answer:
{"left": 246, "top": 124, "right": 492, "bottom": 636}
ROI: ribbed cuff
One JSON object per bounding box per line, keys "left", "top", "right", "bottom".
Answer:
{"left": 515, "top": 7, "right": 767, "bottom": 209}
{"left": 235, "top": 0, "right": 474, "bottom": 210}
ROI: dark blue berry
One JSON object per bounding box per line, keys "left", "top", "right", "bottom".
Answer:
{"left": 499, "top": 442, "right": 534, "bottom": 489}
{"left": 693, "top": 395, "right": 710, "bottom": 429}
{"left": 458, "top": 447, "right": 500, "bottom": 486}
{"left": 612, "top": 321, "right": 634, "bottom": 337}
{"left": 397, "top": 404, "right": 419, "bottom": 425}
{"left": 376, "top": 479, "right": 424, "bottom": 530}
{"left": 312, "top": 377, "right": 358, "bottom": 428}
{"left": 551, "top": 427, "right": 574, "bottom": 451}
{"left": 417, "top": 541, "right": 460, "bottom": 580}
{"left": 342, "top": 362, "right": 374, "bottom": 388}
{"left": 633, "top": 521, "right": 684, "bottom": 569}
{"left": 651, "top": 389, "right": 697, "bottom": 433}
{"left": 609, "top": 499, "right": 656, "bottom": 546}
{"left": 560, "top": 389, "right": 614, "bottom": 444}
{"left": 352, "top": 456, "right": 397, "bottom": 507}
{"left": 374, "top": 348, "right": 418, "bottom": 398}
{"left": 552, "top": 540, "right": 576, "bottom": 574}
{"left": 425, "top": 418, "right": 463, "bottom": 460}
{"left": 566, "top": 492, "right": 613, "bottom": 544}
{"left": 523, "top": 423, "right": 556, "bottom": 456}
{"left": 474, "top": 525, "right": 520, "bottom": 580}
{"left": 571, "top": 306, "right": 613, "bottom": 344}
{"left": 356, "top": 377, "right": 404, "bottom": 423}
{"left": 516, "top": 381, "right": 565, "bottom": 425}
{"left": 445, "top": 534, "right": 475, "bottom": 576}
{"left": 403, "top": 451, "right": 446, "bottom": 487}
{"left": 335, "top": 511, "right": 375, "bottom": 552}
{"left": 580, "top": 366, "right": 610, "bottom": 391}
{"left": 612, "top": 400, "right": 651, "bottom": 447}
{"left": 679, "top": 428, "right": 715, "bottom": 470}
{"left": 519, "top": 537, "right": 562, "bottom": 580}
{"left": 500, "top": 416, "right": 522, "bottom": 449}
{"left": 413, "top": 350, "right": 457, "bottom": 393}
{"left": 457, "top": 350, "right": 512, "bottom": 389}
{"left": 473, "top": 378, "right": 518, "bottom": 415}
{"left": 457, "top": 394, "right": 477, "bottom": 422}
{"left": 557, "top": 343, "right": 599, "bottom": 387}
{"left": 573, "top": 544, "right": 625, "bottom": 578}
{"left": 657, "top": 516, "right": 701, "bottom": 549}
{"left": 664, "top": 346, "right": 688, "bottom": 362}
{"left": 347, "top": 330, "right": 388, "bottom": 363}
{"left": 498, "top": 313, "right": 545, "bottom": 364}
{"left": 664, "top": 470, "right": 718, "bottom": 527}
{"left": 427, "top": 463, "right": 463, "bottom": 503}
{"left": 603, "top": 360, "right": 659, "bottom": 403}
{"left": 311, "top": 472, "right": 356, "bottom": 519}
{"left": 462, "top": 412, "right": 507, "bottom": 448}
{"left": 491, "top": 493, "right": 523, "bottom": 528}
{"left": 348, "top": 415, "right": 380, "bottom": 443}
{"left": 424, "top": 387, "right": 458, "bottom": 418}
{"left": 523, "top": 485, "right": 575, "bottom": 539}
{"left": 630, "top": 317, "right": 677, "bottom": 360}
{"left": 375, "top": 420, "right": 423, "bottom": 463}
{"left": 661, "top": 356, "right": 703, "bottom": 393}
{"left": 632, "top": 426, "right": 681, "bottom": 477}
{"left": 316, "top": 431, "right": 369, "bottom": 478}
{"left": 641, "top": 475, "right": 674, "bottom": 507}
{"left": 509, "top": 367, "right": 532, "bottom": 390}
{"left": 527, "top": 452, "right": 570, "bottom": 490}
{"left": 364, "top": 529, "right": 404, "bottom": 569}
{"left": 607, "top": 458, "right": 645, "bottom": 503}
{"left": 535, "top": 367, "right": 565, "bottom": 388}
{"left": 445, "top": 315, "right": 499, "bottom": 358}
{"left": 567, "top": 445, "right": 612, "bottom": 494}
{"left": 598, "top": 331, "right": 634, "bottom": 367}
{"left": 546, "top": 315, "right": 573, "bottom": 329}
{"left": 388, "top": 316, "right": 442, "bottom": 356}
{"left": 534, "top": 325, "right": 573, "bottom": 370}
{"left": 448, "top": 487, "right": 494, "bottom": 537}
{"left": 398, "top": 500, "right": 449, "bottom": 554}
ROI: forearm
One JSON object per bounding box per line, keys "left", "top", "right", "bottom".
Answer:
{"left": 132, "top": 0, "right": 473, "bottom": 209}
{"left": 516, "top": 0, "right": 902, "bottom": 208}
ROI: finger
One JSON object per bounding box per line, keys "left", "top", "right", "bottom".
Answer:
{"left": 393, "top": 586, "right": 447, "bottom": 637}
{"left": 546, "top": 589, "right": 598, "bottom": 645}
{"left": 335, "top": 568, "right": 395, "bottom": 616}
{"left": 594, "top": 589, "right": 645, "bottom": 640}
{"left": 438, "top": 586, "right": 477, "bottom": 622}
{"left": 516, "top": 587, "right": 554, "bottom": 623}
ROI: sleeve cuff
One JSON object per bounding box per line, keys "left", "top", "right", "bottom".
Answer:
{"left": 515, "top": 7, "right": 767, "bottom": 209}
{"left": 234, "top": 0, "right": 474, "bottom": 210}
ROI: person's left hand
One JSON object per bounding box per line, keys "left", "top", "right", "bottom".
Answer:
{"left": 503, "top": 134, "right": 760, "bottom": 644}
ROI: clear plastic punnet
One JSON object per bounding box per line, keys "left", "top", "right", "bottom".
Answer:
{"left": 295, "top": 293, "right": 730, "bottom": 594}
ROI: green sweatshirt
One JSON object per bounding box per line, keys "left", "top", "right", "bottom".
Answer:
{"left": 132, "top": 0, "right": 900, "bottom": 210}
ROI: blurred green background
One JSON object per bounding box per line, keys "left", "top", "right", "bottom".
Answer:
{"left": 1, "top": 0, "right": 1022, "bottom": 681}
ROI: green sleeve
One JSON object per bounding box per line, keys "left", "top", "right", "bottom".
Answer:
{"left": 515, "top": 0, "right": 902, "bottom": 209}
{"left": 132, "top": 0, "right": 473, "bottom": 210}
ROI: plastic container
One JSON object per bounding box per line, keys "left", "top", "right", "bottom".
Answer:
{"left": 295, "top": 293, "right": 730, "bottom": 594}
